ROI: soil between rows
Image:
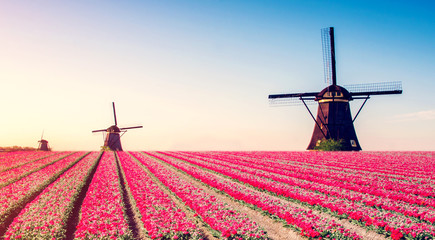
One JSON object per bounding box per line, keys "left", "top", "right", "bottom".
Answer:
{"left": 0, "top": 152, "right": 83, "bottom": 238}
{"left": 115, "top": 154, "right": 149, "bottom": 240}
{"left": 150, "top": 152, "right": 388, "bottom": 240}
{"left": 130, "top": 152, "right": 219, "bottom": 240}
{"left": 65, "top": 153, "right": 102, "bottom": 240}
{"left": 143, "top": 152, "right": 304, "bottom": 240}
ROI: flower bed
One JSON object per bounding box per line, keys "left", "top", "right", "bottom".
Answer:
{"left": 131, "top": 152, "right": 269, "bottom": 240}
{"left": 0, "top": 151, "right": 69, "bottom": 188}
{"left": 0, "top": 151, "right": 85, "bottom": 234}
{"left": 73, "top": 151, "right": 132, "bottom": 239}
{"left": 157, "top": 151, "right": 435, "bottom": 240}
{"left": 177, "top": 151, "right": 435, "bottom": 223}
{"left": 146, "top": 152, "right": 362, "bottom": 240}
{"left": 0, "top": 151, "right": 54, "bottom": 173}
{"left": 117, "top": 151, "right": 201, "bottom": 240}
{"left": 3, "top": 152, "right": 99, "bottom": 239}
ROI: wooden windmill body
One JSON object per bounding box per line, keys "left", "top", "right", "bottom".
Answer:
{"left": 37, "top": 131, "right": 51, "bottom": 151}
{"left": 38, "top": 139, "right": 50, "bottom": 151}
{"left": 269, "top": 27, "right": 402, "bottom": 151}
{"left": 92, "top": 102, "right": 143, "bottom": 151}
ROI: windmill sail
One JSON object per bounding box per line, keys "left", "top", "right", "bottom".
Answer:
{"left": 268, "top": 92, "right": 319, "bottom": 99}
{"left": 112, "top": 102, "right": 118, "bottom": 126}
{"left": 322, "top": 27, "right": 336, "bottom": 86}
{"left": 120, "top": 126, "right": 143, "bottom": 130}
{"left": 345, "top": 81, "right": 402, "bottom": 96}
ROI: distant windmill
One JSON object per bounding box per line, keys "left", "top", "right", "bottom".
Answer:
{"left": 38, "top": 131, "right": 51, "bottom": 151}
{"left": 268, "top": 27, "right": 402, "bottom": 151}
{"left": 92, "top": 102, "right": 143, "bottom": 151}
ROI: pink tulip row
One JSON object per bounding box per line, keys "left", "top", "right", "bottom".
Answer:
{"left": 176, "top": 151, "right": 435, "bottom": 223}
{"left": 228, "top": 151, "right": 435, "bottom": 206}
{"left": 0, "top": 151, "right": 30, "bottom": 162}
{"left": 0, "top": 151, "right": 54, "bottom": 173}
{"left": 218, "top": 151, "right": 425, "bottom": 180}
{"left": 364, "top": 151, "right": 435, "bottom": 176}
{"left": 294, "top": 151, "right": 435, "bottom": 189}
{"left": 156, "top": 152, "right": 435, "bottom": 240}
{"left": 228, "top": 151, "right": 434, "bottom": 183}
{"left": 0, "top": 151, "right": 85, "bottom": 232}
{"left": 73, "top": 152, "right": 132, "bottom": 239}
{"left": 181, "top": 152, "right": 435, "bottom": 221}
{"left": 190, "top": 151, "right": 435, "bottom": 199}
{"left": 0, "top": 151, "right": 69, "bottom": 188}
{"left": 178, "top": 151, "right": 435, "bottom": 210}
{"left": 130, "top": 152, "right": 269, "bottom": 240}
{"left": 117, "top": 151, "right": 201, "bottom": 240}
{"left": 145, "top": 152, "right": 362, "bottom": 240}
{"left": 3, "top": 152, "right": 99, "bottom": 240}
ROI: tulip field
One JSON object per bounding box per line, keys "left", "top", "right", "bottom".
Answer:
{"left": 0, "top": 151, "right": 434, "bottom": 240}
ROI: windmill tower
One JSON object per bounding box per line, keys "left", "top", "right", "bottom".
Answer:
{"left": 92, "top": 102, "right": 143, "bottom": 151}
{"left": 38, "top": 131, "right": 51, "bottom": 151}
{"left": 268, "top": 27, "right": 402, "bottom": 151}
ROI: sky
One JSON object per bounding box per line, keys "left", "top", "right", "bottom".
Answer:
{"left": 1, "top": 0, "right": 434, "bottom": 151}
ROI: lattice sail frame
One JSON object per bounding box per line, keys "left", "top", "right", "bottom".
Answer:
{"left": 269, "top": 97, "right": 317, "bottom": 106}
{"left": 322, "top": 27, "right": 333, "bottom": 85}
{"left": 344, "top": 81, "right": 402, "bottom": 96}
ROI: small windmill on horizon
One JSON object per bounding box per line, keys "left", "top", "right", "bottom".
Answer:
{"left": 37, "top": 131, "right": 51, "bottom": 151}
{"left": 269, "top": 27, "right": 402, "bottom": 151}
{"left": 92, "top": 102, "right": 143, "bottom": 151}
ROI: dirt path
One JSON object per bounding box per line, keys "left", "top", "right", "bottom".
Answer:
{"left": 128, "top": 152, "right": 218, "bottom": 240}
{"left": 116, "top": 154, "right": 150, "bottom": 240}
{"left": 65, "top": 153, "right": 102, "bottom": 240}
{"left": 151, "top": 152, "right": 388, "bottom": 240}
{"left": 0, "top": 152, "right": 84, "bottom": 238}
{"left": 143, "top": 152, "right": 304, "bottom": 240}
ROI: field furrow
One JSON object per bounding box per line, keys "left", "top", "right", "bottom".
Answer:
{"left": 0, "top": 150, "right": 433, "bottom": 240}
{"left": 117, "top": 151, "right": 202, "bottom": 240}
{"left": 133, "top": 152, "right": 270, "bottom": 240}
{"left": 0, "top": 151, "right": 84, "bottom": 236}
{"left": 3, "top": 152, "right": 99, "bottom": 239}
{"left": 156, "top": 151, "right": 435, "bottom": 239}
{"left": 190, "top": 151, "right": 435, "bottom": 198}
{"left": 176, "top": 151, "right": 435, "bottom": 222}
{"left": 73, "top": 152, "right": 132, "bottom": 239}
{"left": 0, "top": 151, "right": 70, "bottom": 189}
{"left": 145, "top": 151, "right": 365, "bottom": 240}
{"left": 0, "top": 151, "right": 55, "bottom": 173}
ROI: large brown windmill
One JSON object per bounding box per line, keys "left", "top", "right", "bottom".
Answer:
{"left": 92, "top": 102, "right": 143, "bottom": 151}
{"left": 269, "top": 27, "right": 402, "bottom": 151}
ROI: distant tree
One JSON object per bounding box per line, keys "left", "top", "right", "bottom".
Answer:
{"left": 314, "top": 139, "right": 345, "bottom": 151}
{"left": 0, "top": 146, "right": 37, "bottom": 152}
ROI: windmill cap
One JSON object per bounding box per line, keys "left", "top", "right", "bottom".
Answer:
{"left": 107, "top": 125, "right": 121, "bottom": 133}
{"left": 316, "top": 85, "right": 352, "bottom": 101}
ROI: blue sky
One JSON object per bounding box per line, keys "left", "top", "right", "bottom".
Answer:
{"left": 1, "top": 1, "right": 434, "bottom": 151}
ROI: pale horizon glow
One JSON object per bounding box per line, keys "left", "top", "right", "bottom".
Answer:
{"left": 1, "top": 1, "right": 434, "bottom": 151}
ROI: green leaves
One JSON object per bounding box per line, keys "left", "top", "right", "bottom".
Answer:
{"left": 314, "top": 139, "right": 345, "bottom": 151}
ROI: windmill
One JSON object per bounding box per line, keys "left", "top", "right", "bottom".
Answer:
{"left": 92, "top": 102, "right": 143, "bottom": 151}
{"left": 268, "top": 27, "right": 402, "bottom": 151}
{"left": 38, "top": 131, "right": 51, "bottom": 151}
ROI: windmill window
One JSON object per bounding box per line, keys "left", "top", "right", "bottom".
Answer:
{"left": 350, "top": 140, "right": 357, "bottom": 147}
